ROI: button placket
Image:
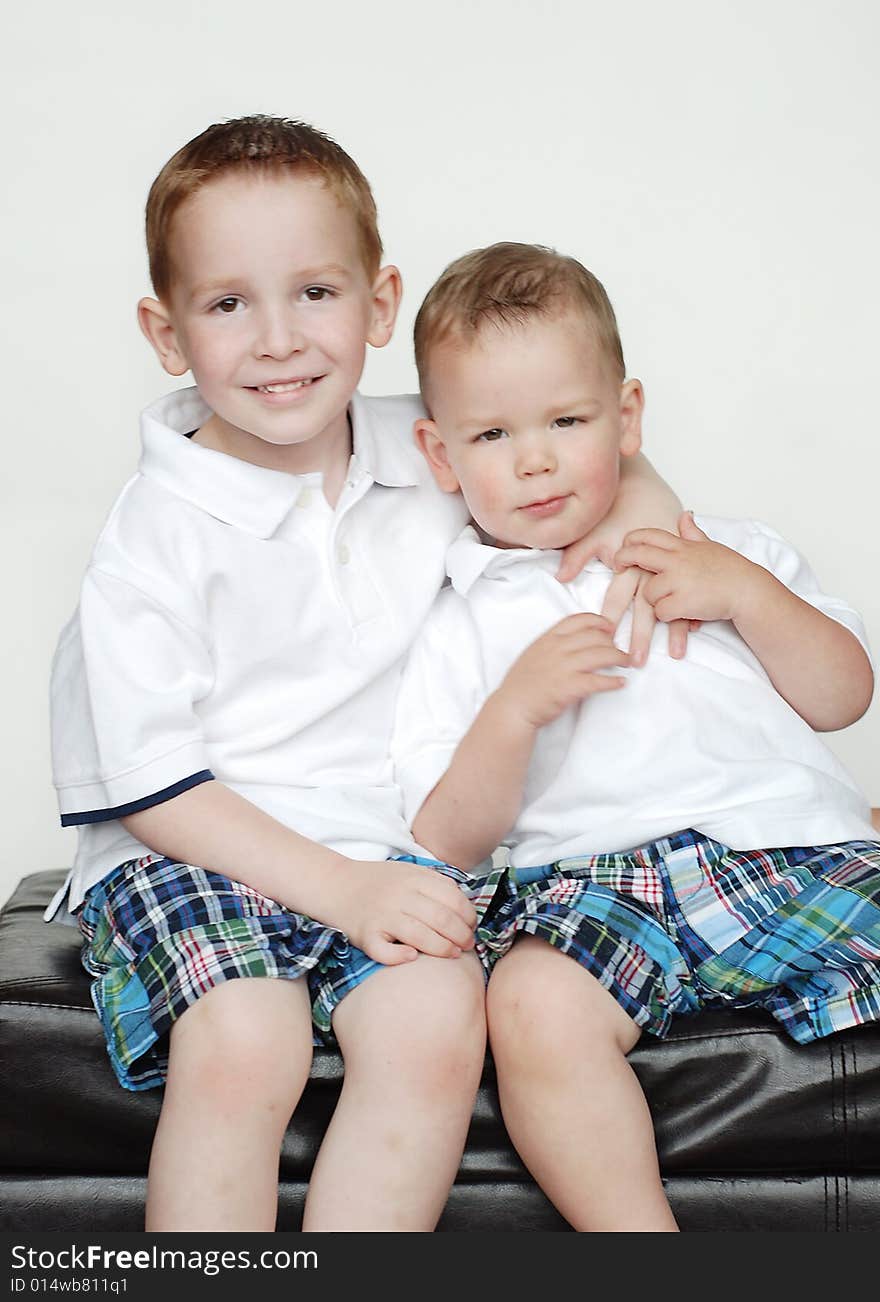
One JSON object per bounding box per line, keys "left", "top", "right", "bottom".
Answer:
{"left": 329, "top": 476, "right": 385, "bottom": 627}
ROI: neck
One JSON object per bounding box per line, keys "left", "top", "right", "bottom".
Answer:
{"left": 192, "top": 409, "right": 353, "bottom": 504}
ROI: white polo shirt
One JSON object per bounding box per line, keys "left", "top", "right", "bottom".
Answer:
{"left": 392, "top": 518, "right": 876, "bottom": 865}
{"left": 50, "top": 386, "right": 468, "bottom": 915}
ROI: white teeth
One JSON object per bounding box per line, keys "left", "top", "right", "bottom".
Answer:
{"left": 258, "top": 379, "right": 313, "bottom": 393}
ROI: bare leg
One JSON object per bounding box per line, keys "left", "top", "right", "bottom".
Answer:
{"left": 303, "top": 952, "right": 486, "bottom": 1231}
{"left": 487, "top": 936, "right": 678, "bottom": 1232}
{"left": 146, "top": 976, "right": 314, "bottom": 1231}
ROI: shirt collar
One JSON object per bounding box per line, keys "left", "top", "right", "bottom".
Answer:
{"left": 138, "top": 387, "right": 420, "bottom": 538}
{"left": 446, "top": 525, "right": 609, "bottom": 595}
{"left": 347, "top": 391, "right": 423, "bottom": 488}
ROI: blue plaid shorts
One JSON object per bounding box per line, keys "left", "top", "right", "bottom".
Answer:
{"left": 482, "top": 830, "right": 880, "bottom": 1044}
{"left": 79, "top": 853, "right": 504, "bottom": 1091}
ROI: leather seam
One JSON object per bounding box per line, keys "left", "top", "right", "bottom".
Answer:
{"left": 0, "top": 1000, "right": 94, "bottom": 1013}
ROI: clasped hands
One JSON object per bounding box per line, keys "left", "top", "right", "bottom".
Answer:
{"left": 567, "top": 510, "right": 751, "bottom": 664}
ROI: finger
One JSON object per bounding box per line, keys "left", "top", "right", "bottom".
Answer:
{"left": 641, "top": 572, "right": 675, "bottom": 608}
{"left": 600, "top": 567, "right": 641, "bottom": 627}
{"left": 554, "top": 612, "right": 616, "bottom": 637}
{"left": 677, "top": 510, "right": 708, "bottom": 542}
{"left": 577, "top": 646, "right": 633, "bottom": 672}
{"left": 420, "top": 880, "right": 479, "bottom": 931}
{"left": 689, "top": 619, "right": 703, "bottom": 632}
{"left": 627, "top": 585, "right": 655, "bottom": 667}
{"left": 666, "top": 618, "right": 689, "bottom": 659}
{"left": 579, "top": 673, "right": 627, "bottom": 693}
{"left": 618, "top": 528, "right": 680, "bottom": 551}
{"left": 555, "top": 532, "right": 601, "bottom": 582}
{"left": 398, "top": 914, "right": 467, "bottom": 958}
{"left": 653, "top": 595, "right": 686, "bottom": 623}
{"left": 613, "top": 543, "right": 675, "bottom": 574}
{"left": 413, "top": 893, "right": 477, "bottom": 949}
{"left": 366, "top": 937, "right": 419, "bottom": 966}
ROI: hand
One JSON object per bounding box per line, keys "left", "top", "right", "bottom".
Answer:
{"left": 495, "top": 613, "right": 631, "bottom": 731}
{"left": 332, "top": 858, "right": 478, "bottom": 967}
{"left": 613, "top": 512, "right": 759, "bottom": 625}
{"left": 556, "top": 453, "right": 692, "bottom": 661}
{"left": 600, "top": 567, "right": 691, "bottom": 664}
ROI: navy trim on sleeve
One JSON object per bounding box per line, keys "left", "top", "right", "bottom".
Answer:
{"left": 60, "top": 771, "right": 215, "bottom": 826}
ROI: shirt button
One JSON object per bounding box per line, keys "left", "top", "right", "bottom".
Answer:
{"left": 337, "top": 542, "right": 351, "bottom": 565}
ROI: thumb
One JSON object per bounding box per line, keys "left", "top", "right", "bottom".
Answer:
{"left": 678, "top": 510, "right": 707, "bottom": 542}
{"left": 556, "top": 533, "right": 600, "bottom": 583}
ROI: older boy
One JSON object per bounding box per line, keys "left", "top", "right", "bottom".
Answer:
{"left": 49, "top": 118, "right": 681, "bottom": 1232}
{"left": 393, "top": 242, "right": 880, "bottom": 1231}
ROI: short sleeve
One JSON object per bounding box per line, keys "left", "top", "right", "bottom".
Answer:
{"left": 51, "top": 566, "right": 215, "bottom": 824}
{"left": 733, "top": 519, "right": 873, "bottom": 667}
{"left": 391, "top": 589, "right": 487, "bottom": 825}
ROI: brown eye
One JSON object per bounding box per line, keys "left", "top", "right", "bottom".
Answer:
{"left": 215, "top": 298, "right": 240, "bottom": 314}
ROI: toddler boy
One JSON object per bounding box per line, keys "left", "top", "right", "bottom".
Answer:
{"left": 393, "top": 241, "right": 880, "bottom": 1231}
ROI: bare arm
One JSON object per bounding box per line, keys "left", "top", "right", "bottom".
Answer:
{"left": 557, "top": 452, "right": 682, "bottom": 576}
{"left": 412, "top": 693, "right": 538, "bottom": 872}
{"left": 413, "top": 614, "right": 630, "bottom": 871}
{"left": 727, "top": 568, "right": 873, "bottom": 730}
{"left": 614, "top": 513, "right": 874, "bottom": 731}
{"left": 123, "top": 781, "right": 477, "bottom": 964}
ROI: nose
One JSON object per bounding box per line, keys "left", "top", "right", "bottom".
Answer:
{"left": 515, "top": 434, "right": 557, "bottom": 477}
{"left": 254, "top": 305, "right": 306, "bottom": 360}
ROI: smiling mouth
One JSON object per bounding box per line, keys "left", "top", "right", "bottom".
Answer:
{"left": 250, "top": 377, "right": 319, "bottom": 394}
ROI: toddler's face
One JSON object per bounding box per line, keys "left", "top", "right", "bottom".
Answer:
{"left": 416, "top": 311, "right": 643, "bottom": 549}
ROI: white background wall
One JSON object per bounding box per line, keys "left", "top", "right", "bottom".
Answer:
{"left": 3, "top": 0, "right": 878, "bottom": 906}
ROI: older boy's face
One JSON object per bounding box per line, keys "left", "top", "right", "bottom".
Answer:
{"left": 417, "top": 312, "right": 643, "bottom": 549}
{"left": 151, "top": 172, "right": 396, "bottom": 473}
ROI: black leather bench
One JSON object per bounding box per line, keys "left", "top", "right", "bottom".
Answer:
{"left": 3, "top": 869, "right": 880, "bottom": 1231}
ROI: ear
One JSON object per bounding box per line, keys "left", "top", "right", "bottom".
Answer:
{"left": 414, "top": 418, "right": 461, "bottom": 493}
{"left": 618, "top": 378, "right": 644, "bottom": 457}
{"left": 137, "top": 297, "right": 190, "bottom": 377}
{"left": 366, "top": 264, "right": 403, "bottom": 349}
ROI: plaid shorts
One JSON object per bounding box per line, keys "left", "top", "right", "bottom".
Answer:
{"left": 79, "top": 853, "right": 505, "bottom": 1091}
{"left": 482, "top": 830, "right": 880, "bottom": 1044}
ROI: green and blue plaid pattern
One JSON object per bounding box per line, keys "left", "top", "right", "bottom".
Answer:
{"left": 79, "top": 853, "right": 506, "bottom": 1091}
{"left": 482, "top": 831, "right": 880, "bottom": 1044}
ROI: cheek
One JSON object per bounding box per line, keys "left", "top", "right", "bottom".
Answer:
{"left": 326, "top": 305, "right": 370, "bottom": 363}
{"left": 580, "top": 446, "right": 620, "bottom": 502}
{"left": 466, "top": 463, "right": 509, "bottom": 516}
{"left": 180, "top": 327, "right": 231, "bottom": 383}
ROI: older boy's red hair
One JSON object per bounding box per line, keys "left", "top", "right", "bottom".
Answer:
{"left": 146, "top": 115, "right": 383, "bottom": 299}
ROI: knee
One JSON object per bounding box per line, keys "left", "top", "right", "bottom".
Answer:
{"left": 487, "top": 957, "right": 557, "bottom": 1058}
{"left": 167, "top": 981, "right": 312, "bottom": 1121}
{"left": 411, "top": 956, "right": 486, "bottom": 1060}
{"left": 354, "top": 956, "right": 487, "bottom": 1100}
{"left": 487, "top": 939, "right": 633, "bottom": 1061}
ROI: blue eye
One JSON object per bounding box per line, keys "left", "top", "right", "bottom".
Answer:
{"left": 478, "top": 428, "right": 507, "bottom": 442}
